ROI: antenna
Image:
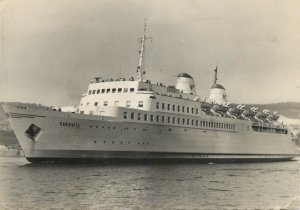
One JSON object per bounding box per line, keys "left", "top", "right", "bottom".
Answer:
{"left": 136, "top": 18, "right": 152, "bottom": 81}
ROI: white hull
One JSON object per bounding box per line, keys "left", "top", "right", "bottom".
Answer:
{"left": 3, "top": 104, "right": 300, "bottom": 163}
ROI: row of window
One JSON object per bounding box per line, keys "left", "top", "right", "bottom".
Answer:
{"left": 156, "top": 102, "right": 199, "bottom": 115}
{"left": 123, "top": 112, "right": 236, "bottom": 130}
{"left": 83, "top": 100, "right": 144, "bottom": 108}
{"left": 93, "top": 140, "right": 150, "bottom": 145}
{"left": 88, "top": 88, "right": 135, "bottom": 95}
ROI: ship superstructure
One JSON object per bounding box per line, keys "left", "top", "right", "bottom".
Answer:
{"left": 2, "top": 21, "right": 299, "bottom": 163}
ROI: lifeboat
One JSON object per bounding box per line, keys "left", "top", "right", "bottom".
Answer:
{"left": 226, "top": 105, "right": 243, "bottom": 119}
{"left": 241, "top": 109, "right": 256, "bottom": 120}
{"left": 211, "top": 104, "right": 229, "bottom": 117}
{"left": 201, "top": 102, "right": 213, "bottom": 114}
{"left": 267, "top": 111, "right": 280, "bottom": 122}
{"left": 254, "top": 110, "right": 268, "bottom": 123}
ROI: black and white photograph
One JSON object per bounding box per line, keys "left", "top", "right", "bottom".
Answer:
{"left": 0, "top": 0, "right": 300, "bottom": 209}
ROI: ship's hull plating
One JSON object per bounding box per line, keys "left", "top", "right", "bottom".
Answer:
{"left": 3, "top": 104, "right": 300, "bottom": 163}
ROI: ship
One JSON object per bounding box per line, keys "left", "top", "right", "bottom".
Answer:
{"left": 2, "top": 21, "right": 300, "bottom": 163}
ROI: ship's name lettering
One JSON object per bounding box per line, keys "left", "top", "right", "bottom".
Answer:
{"left": 59, "top": 121, "right": 80, "bottom": 128}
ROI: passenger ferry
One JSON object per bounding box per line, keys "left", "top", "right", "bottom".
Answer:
{"left": 2, "top": 21, "right": 299, "bottom": 163}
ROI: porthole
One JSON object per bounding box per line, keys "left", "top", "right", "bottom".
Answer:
{"left": 96, "top": 126, "right": 98, "bottom": 128}
{"left": 112, "top": 141, "right": 114, "bottom": 144}
{"left": 103, "top": 141, "right": 106, "bottom": 143}
{"left": 94, "top": 141, "right": 96, "bottom": 143}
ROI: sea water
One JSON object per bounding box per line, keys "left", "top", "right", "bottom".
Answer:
{"left": 0, "top": 157, "right": 299, "bottom": 209}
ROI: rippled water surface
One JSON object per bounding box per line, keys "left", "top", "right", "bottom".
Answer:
{"left": 0, "top": 157, "right": 299, "bottom": 209}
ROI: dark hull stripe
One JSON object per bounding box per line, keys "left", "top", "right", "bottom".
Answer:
{"left": 26, "top": 157, "right": 295, "bottom": 164}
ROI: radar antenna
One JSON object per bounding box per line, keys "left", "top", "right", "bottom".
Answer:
{"left": 137, "top": 19, "right": 152, "bottom": 81}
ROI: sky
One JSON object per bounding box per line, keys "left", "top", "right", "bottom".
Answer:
{"left": 0, "top": 0, "right": 300, "bottom": 106}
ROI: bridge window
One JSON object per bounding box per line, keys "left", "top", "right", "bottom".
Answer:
{"left": 130, "top": 88, "right": 134, "bottom": 93}
{"left": 92, "top": 90, "right": 96, "bottom": 94}
{"left": 97, "top": 89, "right": 100, "bottom": 94}
{"left": 118, "top": 88, "right": 122, "bottom": 93}
{"left": 101, "top": 89, "right": 105, "bottom": 93}
{"left": 124, "top": 88, "right": 128, "bottom": 93}
{"left": 88, "top": 90, "right": 91, "bottom": 95}
{"left": 138, "top": 101, "right": 143, "bottom": 108}
{"left": 112, "top": 88, "right": 116, "bottom": 93}
{"left": 94, "top": 102, "right": 98, "bottom": 106}
{"left": 106, "top": 89, "right": 111, "bottom": 93}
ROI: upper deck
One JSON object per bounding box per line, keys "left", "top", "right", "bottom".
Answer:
{"left": 78, "top": 78, "right": 201, "bottom": 115}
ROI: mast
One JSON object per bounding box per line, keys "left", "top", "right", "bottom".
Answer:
{"left": 137, "top": 19, "right": 152, "bottom": 81}
{"left": 214, "top": 65, "right": 218, "bottom": 84}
